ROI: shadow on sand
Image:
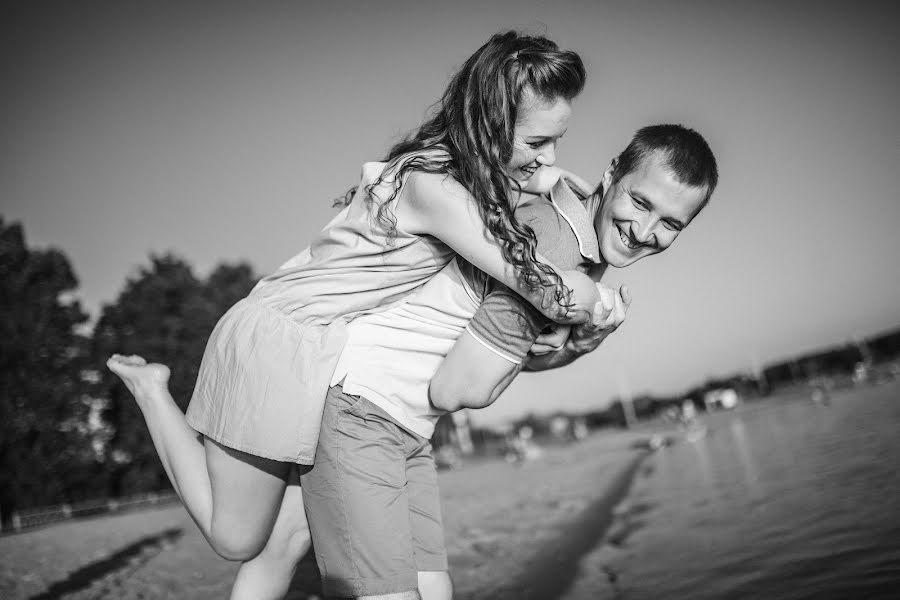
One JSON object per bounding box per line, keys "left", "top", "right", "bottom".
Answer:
{"left": 29, "top": 528, "right": 184, "bottom": 600}
{"left": 484, "top": 451, "right": 650, "bottom": 600}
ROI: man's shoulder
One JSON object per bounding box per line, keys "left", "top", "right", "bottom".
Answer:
{"left": 551, "top": 177, "right": 590, "bottom": 210}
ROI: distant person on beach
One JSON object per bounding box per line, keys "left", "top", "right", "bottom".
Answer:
{"left": 106, "top": 31, "right": 617, "bottom": 600}
{"left": 294, "top": 124, "right": 717, "bottom": 599}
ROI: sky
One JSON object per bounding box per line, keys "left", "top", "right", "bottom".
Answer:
{"left": 2, "top": 0, "right": 899, "bottom": 425}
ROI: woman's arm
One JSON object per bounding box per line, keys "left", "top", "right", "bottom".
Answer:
{"left": 520, "top": 166, "right": 594, "bottom": 199}
{"left": 394, "top": 171, "right": 599, "bottom": 324}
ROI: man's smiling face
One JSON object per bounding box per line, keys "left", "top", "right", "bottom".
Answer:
{"left": 595, "top": 149, "right": 708, "bottom": 268}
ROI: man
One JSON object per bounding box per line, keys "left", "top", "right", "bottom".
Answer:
{"left": 300, "top": 124, "right": 718, "bottom": 600}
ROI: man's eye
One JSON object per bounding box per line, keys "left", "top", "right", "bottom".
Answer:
{"left": 630, "top": 197, "right": 646, "bottom": 210}
{"left": 528, "top": 141, "right": 545, "bottom": 149}
{"left": 662, "top": 221, "right": 678, "bottom": 231}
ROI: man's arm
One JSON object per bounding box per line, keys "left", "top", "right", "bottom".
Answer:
{"left": 428, "top": 328, "right": 524, "bottom": 412}
{"left": 429, "top": 282, "right": 546, "bottom": 412}
{"left": 429, "top": 280, "right": 626, "bottom": 411}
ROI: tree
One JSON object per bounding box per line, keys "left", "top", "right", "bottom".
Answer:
{"left": 0, "top": 217, "right": 92, "bottom": 519}
{"left": 205, "top": 262, "right": 259, "bottom": 312}
{"left": 90, "top": 254, "right": 258, "bottom": 497}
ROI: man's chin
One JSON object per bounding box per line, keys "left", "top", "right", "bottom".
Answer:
{"left": 600, "top": 241, "right": 630, "bottom": 268}
{"left": 605, "top": 257, "right": 630, "bottom": 268}
{"left": 604, "top": 248, "right": 642, "bottom": 268}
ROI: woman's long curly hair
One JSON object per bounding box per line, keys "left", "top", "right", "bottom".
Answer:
{"left": 338, "top": 31, "right": 586, "bottom": 307}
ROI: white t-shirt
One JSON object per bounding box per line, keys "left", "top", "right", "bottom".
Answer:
{"left": 330, "top": 257, "right": 496, "bottom": 438}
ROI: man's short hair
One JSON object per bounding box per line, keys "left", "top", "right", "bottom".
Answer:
{"left": 610, "top": 124, "right": 719, "bottom": 207}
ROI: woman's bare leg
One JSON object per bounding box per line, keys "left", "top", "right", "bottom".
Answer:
{"left": 230, "top": 469, "right": 311, "bottom": 600}
{"left": 107, "top": 354, "right": 291, "bottom": 560}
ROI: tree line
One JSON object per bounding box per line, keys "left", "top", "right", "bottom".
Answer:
{"left": 1, "top": 217, "right": 259, "bottom": 522}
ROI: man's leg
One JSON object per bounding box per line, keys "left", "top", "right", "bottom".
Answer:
{"left": 407, "top": 439, "right": 451, "bottom": 600}
{"left": 418, "top": 571, "right": 452, "bottom": 600}
{"left": 301, "top": 386, "right": 421, "bottom": 599}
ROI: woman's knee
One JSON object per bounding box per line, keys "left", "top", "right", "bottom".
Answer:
{"left": 209, "top": 523, "right": 269, "bottom": 561}
{"left": 204, "top": 440, "right": 293, "bottom": 561}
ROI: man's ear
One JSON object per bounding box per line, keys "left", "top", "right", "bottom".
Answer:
{"left": 602, "top": 158, "right": 617, "bottom": 189}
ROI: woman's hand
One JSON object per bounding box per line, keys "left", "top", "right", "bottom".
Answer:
{"left": 521, "top": 165, "right": 562, "bottom": 195}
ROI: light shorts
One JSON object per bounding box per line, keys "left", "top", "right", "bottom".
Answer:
{"left": 300, "top": 385, "right": 448, "bottom": 598}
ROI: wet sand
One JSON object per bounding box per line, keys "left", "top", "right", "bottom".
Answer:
{"left": 1, "top": 428, "right": 669, "bottom": 600}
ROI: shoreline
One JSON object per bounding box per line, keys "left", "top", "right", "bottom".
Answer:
{"left": 439, "top": 430, "right": 661, "bottom": 600}
{"left": 493, "top": 450, "right": 650, "bottom": 600}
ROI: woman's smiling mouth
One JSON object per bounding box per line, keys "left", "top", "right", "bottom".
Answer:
{"left": 519, "top": 164, "right": 539, "bottom": 178}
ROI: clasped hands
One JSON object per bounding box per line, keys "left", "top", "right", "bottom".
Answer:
{"left": 529, "top": 281, "right": 631, "bottom": 359}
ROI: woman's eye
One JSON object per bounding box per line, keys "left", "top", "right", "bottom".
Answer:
{"left": 528, "top": 140, "right": 545, "bottom": 149}
{"left": 662, "top": 221, "right": 677, "bottom": 231}
{"left": 630, "top": 197, "right": 646, "bottom": 210}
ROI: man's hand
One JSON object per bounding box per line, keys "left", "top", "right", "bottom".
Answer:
{"left": 525, "top": 284, "right": 631, "bottom": 370}
{"left": 531, "top": 324, "right": 571, "bottom": 355}
{"left": 573, "top": 283, "right": 631, "bottom": 353}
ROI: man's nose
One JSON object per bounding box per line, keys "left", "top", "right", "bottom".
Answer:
{"left": 634, "top": 218, "right": 657, "bottom": 246}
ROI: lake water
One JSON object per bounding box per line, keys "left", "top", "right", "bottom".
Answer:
{"left": 612, "top": 381, "right": 900, "bottom": 600}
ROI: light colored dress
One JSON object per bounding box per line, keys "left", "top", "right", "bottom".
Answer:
{"left": 185, "top": 150, "right": 455, "bottom": 464}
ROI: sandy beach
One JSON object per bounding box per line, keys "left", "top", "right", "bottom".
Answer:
{"left": 1, "top": 428, "right": 667, "bottom": 600}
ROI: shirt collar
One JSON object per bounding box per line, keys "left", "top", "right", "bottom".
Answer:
{"left": 548, "top": 178, "right": 602, "bottom": 264}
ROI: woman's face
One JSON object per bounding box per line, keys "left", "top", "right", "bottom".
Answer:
{"left": 507, "top": 91, "right": 572, "bottom": 183}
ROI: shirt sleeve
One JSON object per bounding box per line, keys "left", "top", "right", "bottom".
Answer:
{"left": 465, "top": 285, "right": 552, "bottom": 363}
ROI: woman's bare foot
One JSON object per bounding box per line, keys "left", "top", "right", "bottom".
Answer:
{"left": 106, "top": 354, "right": 172, "bottom": 409}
